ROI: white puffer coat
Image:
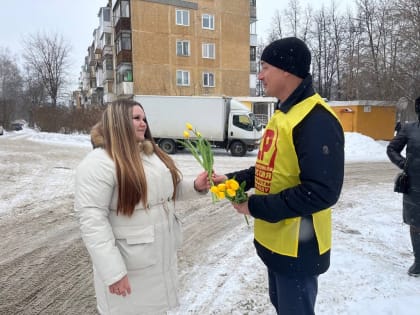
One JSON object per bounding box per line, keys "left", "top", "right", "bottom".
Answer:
{"left": 74, "top": 148, "right": 200, "bottom": 315}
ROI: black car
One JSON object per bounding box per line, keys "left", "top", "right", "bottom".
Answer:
{"left": 11, "top": 123, "right": 23, "bottom": 131}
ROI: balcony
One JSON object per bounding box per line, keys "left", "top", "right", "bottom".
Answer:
{"left": 116, "top": 50, "right": 132, "bottom": 65}
{"left": 116, "top": 81, "right": 133, "bottom": 97}
{"left": 250, "top": 61, "right": 258, "bottom": 74}
{"left": 115, "top": 17, "right": 131, "bottom": 35}
{"left": 103, "top": 69, "right": 114, "bottom": 81}
{"left": 250, "top": 4, "right": 256, "bottom": 19}
{"left": 250, "top": 34, "right": 257, "bottom": 46}
{"left": 102, "top": 45, "right": 113, "bottom": 57}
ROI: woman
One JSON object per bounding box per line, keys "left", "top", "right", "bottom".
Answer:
{"left": 387, "top": 96, "right": 420, "bottom": 277}
{"left": 74, "top": 99, "right": 210, "bottom": 314}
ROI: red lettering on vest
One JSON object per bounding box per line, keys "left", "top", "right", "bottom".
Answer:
{"left": 258, "top": 129, "right": 275, "bottom": 161}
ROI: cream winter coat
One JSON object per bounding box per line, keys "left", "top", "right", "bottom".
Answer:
{"left": 74, "top": 148, "right": 200, "bottom": 315}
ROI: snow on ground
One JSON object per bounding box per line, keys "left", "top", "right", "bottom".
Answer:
{"left": 1, "top": 128, "right": 419, "bottom": 314}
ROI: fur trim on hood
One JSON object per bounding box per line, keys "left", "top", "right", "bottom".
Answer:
{"left": 90, "top": 122, "right": 104, "bottom": 149}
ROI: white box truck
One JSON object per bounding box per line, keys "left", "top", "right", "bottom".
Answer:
{"left": 133, "top": 95, "right": 263, "bottom": 156}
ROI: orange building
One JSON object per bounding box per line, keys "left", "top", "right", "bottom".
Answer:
{"left": 329, "top": 101, "right": 396, "bottom": 140}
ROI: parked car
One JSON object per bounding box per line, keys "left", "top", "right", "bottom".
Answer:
{"left": 11, "top": 123, "right": 23, "bottom": 131}
{"left": 0, "top": 125, "right": 3, "bottom": 135}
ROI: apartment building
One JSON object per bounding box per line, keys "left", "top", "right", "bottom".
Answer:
{"left": 79, "top": 0, "right": 257, "bottom": 105}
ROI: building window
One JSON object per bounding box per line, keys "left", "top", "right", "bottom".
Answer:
{"left": 203, "top": 72, "right": 215, "bottom": 87}
{"left": 176, "top": 70, "right": 190, "bottom": 86}
{"left": 176, "top": 9, "right": 189, "bottom": 26}
{"left": 176, "top": 40, "right": 190, "bottom": 56}
{"left": 116, "top": 64, "right": 132, "bottom": 83}
{"left": 114, "top": 0, "right": 130, "bottom": 24}
{"left": 202, "top": 43, "right": 215, "bottom": 59}
{"left": 104, "top": 57, "right": 113, "bottom": 70}
{"left": 202, "top": 14, "right": 215, "bottom": 30}
{"left": 103, "top": 7, "right": 111, "bottom": 22}
{"left": 250, "top": 21, "right": 257, "bottom": 34}
{"left": 115, "top": 32, "right": 131, "bottom": 53}
{"left": 250, "top": 46, "right": 256, "bottom": 61}
{"left": 102, "top": 32, "right": 112, "bottom": 47}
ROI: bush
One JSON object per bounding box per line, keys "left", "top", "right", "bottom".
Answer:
{"left": 33, "top": 106, "right": 105, "bottom": 133}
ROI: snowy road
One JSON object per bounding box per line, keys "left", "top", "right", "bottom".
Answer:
{"left": 0, "top": 131, "right": 419, "bottom": 315}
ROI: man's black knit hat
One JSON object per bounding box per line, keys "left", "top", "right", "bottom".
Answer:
{"left": 260, "top": 37, "right": 311, "bottom": 79}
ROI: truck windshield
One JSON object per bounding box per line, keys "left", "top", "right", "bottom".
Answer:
{"left": 249, "top": 113, "right": 262, "bottom": 131}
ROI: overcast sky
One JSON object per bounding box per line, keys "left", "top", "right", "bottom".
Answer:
{"left": 0, "top": 0, "right": 353, "bottom": 91}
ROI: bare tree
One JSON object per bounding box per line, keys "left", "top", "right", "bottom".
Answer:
{"left": 22, "top": 32, "right": 72, "bottom": 107}
{"left": 393, "top": 0, "right": 420, "bottom": 110}
{"left": 0, "top": 48, "right": 24, "bottom": 127}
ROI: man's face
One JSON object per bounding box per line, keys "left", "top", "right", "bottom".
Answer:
{"left": 257, "top": 61, "right": 286, "bottom": 98}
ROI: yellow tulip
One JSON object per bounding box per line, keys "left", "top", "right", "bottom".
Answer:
{"left": 183, "top": 131, "right": 190, "bottom": 138}
{"left": 186, "top": 123, "right": 193, "bottom": 130}
{"left": 210, "top": 186, "right": 219, "bottom": 194}
{"left": 226, "top": 189, "right": 236, "bottom": 198}
{"left": 226, "top": 179, "right": 239, "bottom": 191}
{"left": 217, "top": 191, "right": 225, "bottom": 199}
{"left": 217, "top": 183, "right": 226, "bottom": 191}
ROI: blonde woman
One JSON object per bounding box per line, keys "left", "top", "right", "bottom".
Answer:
{"left": 74, "top": 99, "right": 210, "bottom": 314}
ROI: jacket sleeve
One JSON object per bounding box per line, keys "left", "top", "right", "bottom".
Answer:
{"left": 248, "top": 106, "right": 345, "bottom": 222}
{"left": 176, "top": 177, "right": 208, "bottom": 200}
{"left": 225, "top": 166, "right": 255, "bottom": 191}
{"left": 74, "top": 151, "right": 127, "bottom": 286}
{"left": 387, "top": 126, "right": 408, "bottom": 169}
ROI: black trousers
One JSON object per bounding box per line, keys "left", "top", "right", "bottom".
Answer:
{"left": 268, "top": 268, "right": 318, "bottom": 315}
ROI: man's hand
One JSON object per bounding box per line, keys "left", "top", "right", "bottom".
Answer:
{"left": 232, "top": 200, "right": 251, "bottom": 216}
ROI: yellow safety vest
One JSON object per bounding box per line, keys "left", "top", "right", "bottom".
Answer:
{"left": 254, "top": 94, "right": 339, "bottom": 257}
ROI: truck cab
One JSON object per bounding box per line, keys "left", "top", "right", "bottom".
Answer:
{"left": 227, "top": 99, "right": 262, "bottom": 156}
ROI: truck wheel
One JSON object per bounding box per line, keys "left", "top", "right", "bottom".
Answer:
{"left": 159, "top": 139, "right": 177, "bottom": 154}
{"left": 230, "top": 141, "right": 247, "bottom": 157}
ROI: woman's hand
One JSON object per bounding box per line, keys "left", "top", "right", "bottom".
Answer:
{"left": 109, "top": 275, "right": 131, "bottom": 297}
{"left": 194, "top": 171, "right": 212, "bottom": 192}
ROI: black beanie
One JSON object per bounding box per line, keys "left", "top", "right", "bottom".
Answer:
{"left": 261, "top": 37, "right": 311, "bottom": 79}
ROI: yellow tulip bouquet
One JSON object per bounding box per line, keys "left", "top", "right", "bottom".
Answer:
{"left": 179, "top": 123, "right": 215, "bottom": 201}
{"left": 180, "top": 123, "right": 249, "bottom": 224}
{"left": 210, "top": 178, "right": 249, "bottom": 225}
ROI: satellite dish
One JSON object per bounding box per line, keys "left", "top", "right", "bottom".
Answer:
{"left": 396, "top": 97, "right": 408, "bottom": 110}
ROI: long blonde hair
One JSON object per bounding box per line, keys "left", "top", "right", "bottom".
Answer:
{"left": 101, "top": 99, "right": 181, "bottom": 216}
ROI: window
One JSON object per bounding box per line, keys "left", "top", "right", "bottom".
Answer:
{"left": 114, "top": 0, "right": 130, "bottom": 24}
{"left": 103, "top": 7, "right": 111, "bottom": 22}
{"left": 115, "top": 32, "right": 131, "bottom": 53}
{"left": 104, "top": 57, "right": 113, "bottom": 70}
{"left": 176, "top": 40, "right": 190, "bottom": 56}
{"left": 250, "top": 46, "right": 256, "bottom": 61}
{"left": 102, "top": 32, "right": 112, "bottom": 47}
{"left": 250, "top": 21, "right": 257, "bottom": 34}
{"left": 176, "top": 70, "right": 190, "bottom": 86}
{"left": 116, "top": 64, "right": 132, "bottom": 83}
{"left": 202, "top": 43, "right": 215, "bottom": 59}
{"left": 233, "top": 114, "right": 253, "bottom": 131}
{"left": 203, "top": 72, "right": 215, "bottom": 87}
{"left": 202, "top": 14, "right": 215, "bottom": 30}
{"left": 176, "top": 9, "right": 189, "bottom": 26}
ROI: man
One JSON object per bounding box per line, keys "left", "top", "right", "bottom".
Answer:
{"left": 221, "top": 37, "right": 345, "bottom": 314}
